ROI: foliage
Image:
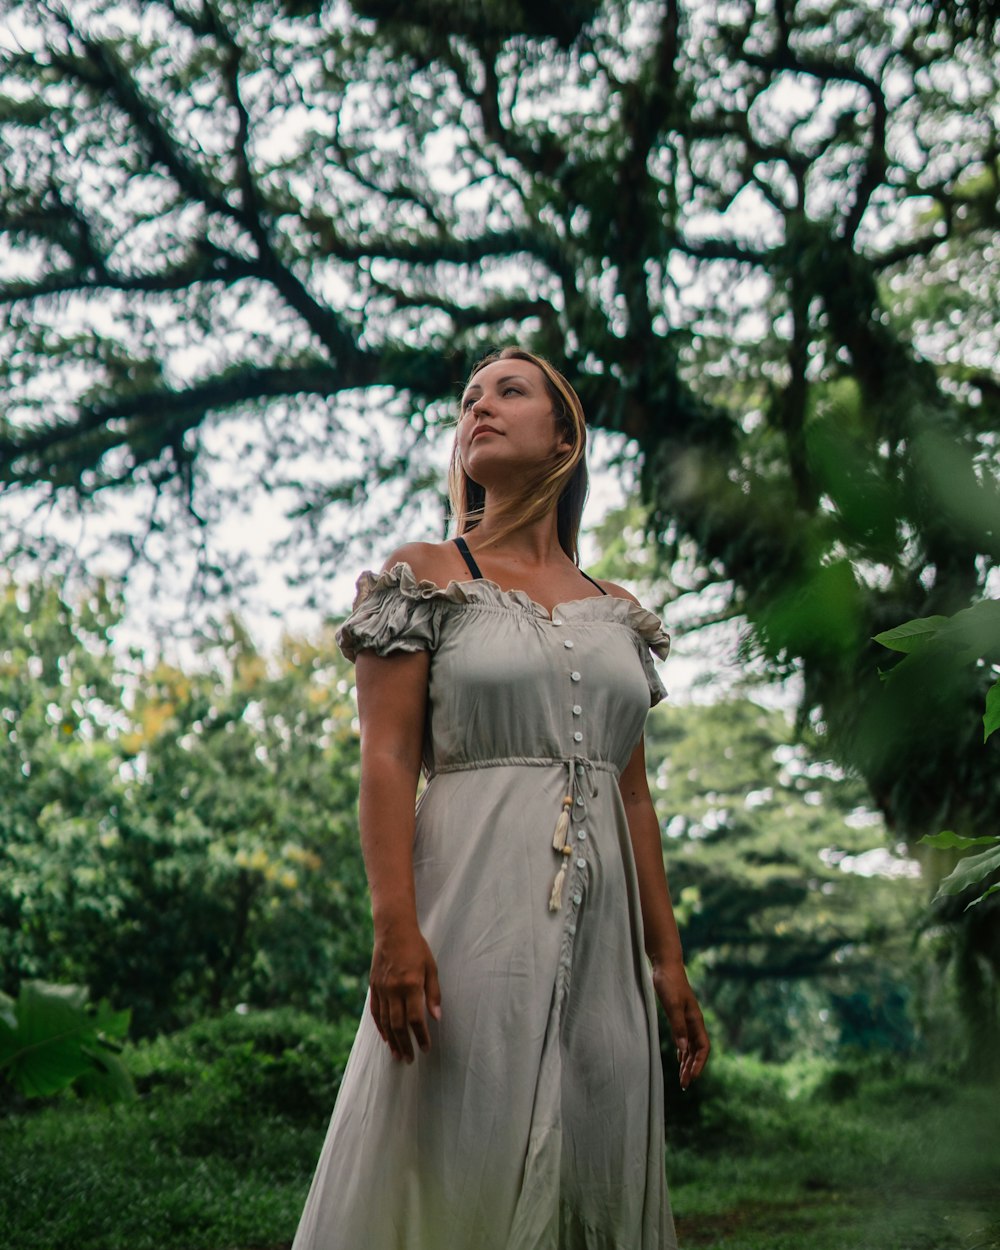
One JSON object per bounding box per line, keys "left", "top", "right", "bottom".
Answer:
{"left": 0, "top": 576, "right": 370, "bottom": 1036}
{"left": 874, "top": 600, "right": 1000, "bottom": 746}
{"left": 2, "top": 0, "right": 997, "bottom": 1014}
{"left": 129, "top": 1006, "right": 357, "bottom": 1138}
{"left": 1, "top": 0, "right": 996, "bottom": 622}
{"left": 647, "top": 697, "right": 923, "bottom": 1061}
{"left": 0, "top": 579, "right": 131, "bottom": 992}
{"left": 2, "top": 1034, "right": 997, "bottom": 1250}
{"left": 667, "top": 1054, "right": 1000, "bottom": 1250}
{"left": 876, "top": 602, "right": 1000, "bottom": 904}
{"left": 0, "top": 980, "right": 133, "bottom": 1102}
{"left": 921, "top": 832, "right": 1000, "bottom": 907}
{"left": 0, "top": 1007, "right": 351, "bottom": 1250}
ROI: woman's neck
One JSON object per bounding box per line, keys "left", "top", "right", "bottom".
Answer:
{"left": 468, "top": 505, "right": 566, "bottom": 567}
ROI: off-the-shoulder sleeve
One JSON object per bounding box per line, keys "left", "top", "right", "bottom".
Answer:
{"left": 335, "top": 564, "right": 443, "bottom": 662}
{"left": 627, "top": 602, "right": 671, "bottom": 707}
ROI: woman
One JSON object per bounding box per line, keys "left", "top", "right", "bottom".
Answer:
{"left": 292, "top": 348, "right": 709, "bottom": 1250}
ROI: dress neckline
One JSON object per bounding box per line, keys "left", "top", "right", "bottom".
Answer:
{"left": 342, "top": 562, "right": 672, "bottom": 664}
{"left": 411, "top": 564, "right": 613, "bottom": 624}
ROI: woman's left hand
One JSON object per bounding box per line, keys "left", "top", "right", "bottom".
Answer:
{"left": 652, "top": 961, "right": 710, "bottom": 1090}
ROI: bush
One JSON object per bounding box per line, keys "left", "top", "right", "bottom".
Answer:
{"left": 128, "top": 1006, "right": 358, "bottom": 1165}
{"left": 134, "top": 1006, "right": 356, "bottom": 1108}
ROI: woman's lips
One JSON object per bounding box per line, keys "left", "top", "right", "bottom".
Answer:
{"left": 471, "top": 427, "right": 501, "bottom": 440}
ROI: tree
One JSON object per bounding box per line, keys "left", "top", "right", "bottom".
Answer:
{"left": 0, "top": 574, "right": 369, "bottom": 1036}
{"left": 2, "top": 1, "right": 998, "bottom": 1042}
{"left": 645, "top": 696, "right": 923, "bottom": 1060}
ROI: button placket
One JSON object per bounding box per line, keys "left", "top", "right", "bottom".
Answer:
{"left": 553, "top": 639, "right": 592, "bottom": 919}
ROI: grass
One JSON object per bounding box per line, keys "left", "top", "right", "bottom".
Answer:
{"left": 0, "top": 1008, "right": 350, "bottom": 1250}
{"left": 668, "top": 1055, "right": 1000, "bottom": 1250}
{"left": 1, "top": 1013, "right": 998, "bottom": 1250}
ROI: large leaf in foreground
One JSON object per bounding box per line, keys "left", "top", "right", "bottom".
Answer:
{"left": 933, "top": 844, "right": 1000, "bottom": 909}
{"left": 0, "top": 982, "right": 134, "bottom": 1101}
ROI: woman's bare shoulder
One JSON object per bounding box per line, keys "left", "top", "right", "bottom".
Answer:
{"left": 593, "top": 578, "right": 641, "bottom": 605}
{"left": 380, "top": 540, "right": 462, "bottom": 587}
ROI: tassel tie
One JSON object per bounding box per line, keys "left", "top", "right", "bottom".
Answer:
{"left": 548, "top": 756, "right": 600, "bottom": 911}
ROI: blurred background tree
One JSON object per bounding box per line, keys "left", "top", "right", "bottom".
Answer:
{"left": 645, "top": 696, "right": 922, "bottom": 1062}
{"left": 0, "top": 579, "right": 369, "bottom": 1036}
{"left": 1, "top": 0, "right": 997, "bottom": 1053}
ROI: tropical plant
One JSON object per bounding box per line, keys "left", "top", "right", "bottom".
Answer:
{"left": 0, "top": 980, "right": 133, "bottom": 1101}
{"left": 876, "top": 601, "right": 1000, "bottom": 910}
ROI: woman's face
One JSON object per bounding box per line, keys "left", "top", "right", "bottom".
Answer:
{"left": 458, "top": 359, "right": 572, "bottom": 486}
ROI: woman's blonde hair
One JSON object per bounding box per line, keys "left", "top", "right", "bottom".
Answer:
{"left": 448, "top": 347, "right": 589, "bottom": 563}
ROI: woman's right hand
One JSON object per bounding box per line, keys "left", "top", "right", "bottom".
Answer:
{"left": 369, "top": 918, "right": 442, "bottom": 1063}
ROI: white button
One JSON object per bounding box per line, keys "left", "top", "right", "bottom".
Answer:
{"left": 577, "top": 858, "right": 586, "bottom": 868}
{"left": 570, "top": 671, "right": 581, "bottom": 682}
{"left": 563, "top": 640, "right": 574, "bottom": 649}
{"left": 576, "top": 764, "right": 585, "bottom": 774}
{"left": 572, "top": 705, "right": 582, "bottom": 715}
{"left": 572, "top": 894, "right": 582, "bottom": 905}
{"left": 568, "top": 924, "right": 576, "bottom": 935}
{"left": 552, "top": 617, "right": 563, "bottom": 626}
{"left": 573, "top": 731, "right": 583, "bottom": 742}
{"left": 576, "top": 828, "right": 586, "bottom": 840}
{"left": 575, "top": 796, "right": 584, "bottom": 806}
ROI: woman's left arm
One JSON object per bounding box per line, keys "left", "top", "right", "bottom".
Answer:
{"left": 619, "top": 736, "right": 710, "bottom": 1089}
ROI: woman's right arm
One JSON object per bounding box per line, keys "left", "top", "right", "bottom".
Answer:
{"left": 355, "top": 645, "right": 441, "bottom": 1063}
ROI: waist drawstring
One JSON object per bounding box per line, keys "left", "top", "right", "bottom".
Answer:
{"left": 549, "top": 756, "right": 600, "bottom": 911}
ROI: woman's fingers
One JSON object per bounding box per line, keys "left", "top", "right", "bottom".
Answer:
{"left": 381, "top": 987, "right": 435, "bottom": 1062}
{"left": 687, "top": 1005, "right": 711, "bottom": 1080}
{"left": 370, "top": 990, "right": 386, "bottom": 1041}
{"left": 387, "top": 991, "right": 416, "bottom": 1063}
{"left": 425, "top": 957, "right": 443, "bottom": 1023}
{"left": 655, "top": 968, "right": 710, "bottom": 1090}
{"left": 677, "top": 1000, "right": 710, "bottom": 1088}
{"left": 370, "top": 936, "right": 441, "bottom": 1062}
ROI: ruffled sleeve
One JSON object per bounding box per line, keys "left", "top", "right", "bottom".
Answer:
{"left": 335, "top": 564, "right": 443, "bottom": 663}
{"left": 627, "top": 603, "right": 671, "bottom": 707}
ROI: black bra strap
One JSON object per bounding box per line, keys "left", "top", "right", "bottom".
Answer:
{"left": 579, "top": 569, "right": 608, "bottom": 596}
{"left": 453, "top": 535, "right": 484, "bottom": 580}
{"left": 454, "top": 536, "right": 607, "bottom": 596}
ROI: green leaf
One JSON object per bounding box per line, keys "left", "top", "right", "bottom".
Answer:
{"left": 966, "top": 882, "right": 1000, "bottom": 910}
{"left": 92, "top": 998, "right": 132, "bottom": 1044}
{"left": 75, "top": 1044, "right": 136, "bottom": 1103}
{"left": 933, "top": 844, "right": 1000, "bottom": 900}
{"left": 940, "top": 600, "right": 1000, "bottom": 660}
{"left": 919, "top": 830, "right": 1000, "bottom": 850}
{"left": 0, "top": 981, "right": 134, "bottom": 1101}
{"left": 0, "top": 982, "right": 92, "bottom": 1097}
{"left": 873, "top": 616, "right": 949, "bottom": 653}
{"left": 985, "top": 679, "right": 1000, "bottom": 742}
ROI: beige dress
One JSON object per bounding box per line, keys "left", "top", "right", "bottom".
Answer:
{"left": 292, "top": 563, "right": 677, "bottom": 1250}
